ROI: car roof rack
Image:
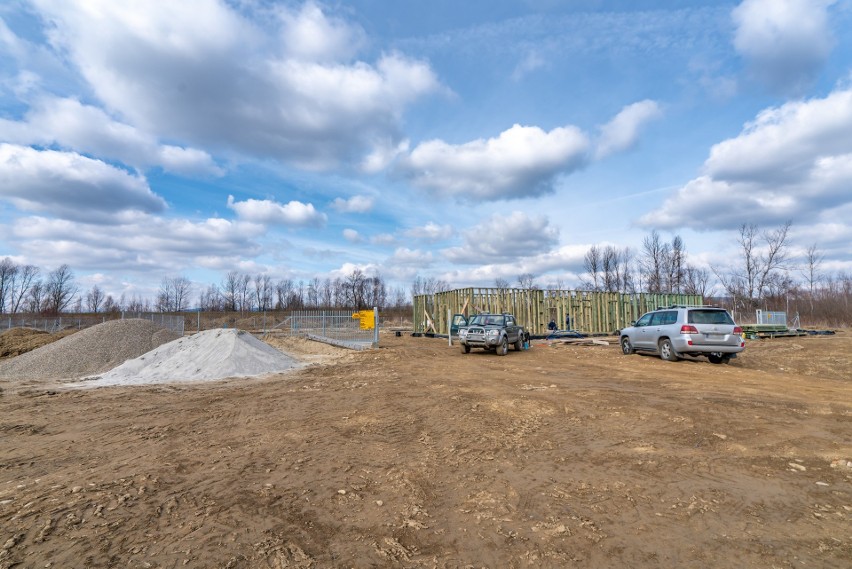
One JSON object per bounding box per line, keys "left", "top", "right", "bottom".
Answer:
{"left": 661, "top": 304, "right": 719, "bottom": 309}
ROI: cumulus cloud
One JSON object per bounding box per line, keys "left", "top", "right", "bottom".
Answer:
{"left": 10, "top": 214, "right": 264, "bottom": 272}
{"left": 442, "top": 211, "right": 559, "bottom": 263}
{"left": 0, "top": 97, "right": 222, "bottom": 176}
{"left": 641, "top": 86, "right": 852, "bottom": 230}
{"left": 595, "top": 100, "right": 662, "bottom": 159}
{"left": 404, "top": 222, "right": 454, "bottom": 242}
{"left": 732, "top": 0, "right": 836, "bottom": 94}
{"left": 226, "top": 195, "right": 327, "bottom": 227}
{"left": 388, "top": 247, "right": 434, "bottom": 267}
{"left": 400, "top": 124, "right": 589, "bottom": 200}
{"left": 331, "top": 194, "right": 375, "bottom": 213}
{"left": 0, "top": 143, "right": 167, "bottom": 223}
{"left": 28, "top": 0, "right": 442, "bottom": 170}
{"left": 277, "top": 1, "right": 365, "bottom": 62}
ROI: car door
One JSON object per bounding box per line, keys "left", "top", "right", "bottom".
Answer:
{"left": 504, "top": 315, "right": 519, "bottom": 342}
{"left": 631, "top": 313, "right": 655, "bottom": 349}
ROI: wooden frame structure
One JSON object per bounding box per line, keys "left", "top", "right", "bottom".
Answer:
{"left": 413, "top": 288, "right": 702, "bottom": 336}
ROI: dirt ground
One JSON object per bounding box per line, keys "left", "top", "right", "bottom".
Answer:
{"left": 1, "top": 330, "right": 850, "bottom": 568}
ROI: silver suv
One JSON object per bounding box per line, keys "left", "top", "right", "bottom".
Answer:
{"left": 619, "top": 305, "right": 745, "bottom": 364}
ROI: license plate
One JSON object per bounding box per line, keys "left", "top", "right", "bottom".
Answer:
{"left": 705, "top": 334, "right": 723, "bottom": 340}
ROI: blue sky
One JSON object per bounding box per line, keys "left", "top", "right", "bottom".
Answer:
{"left": 1, "top": 0, "right": 851, "bottom": 301}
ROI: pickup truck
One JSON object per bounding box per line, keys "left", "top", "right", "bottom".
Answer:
{"left": 457, "top": 313, "right": 526, "bottom": 356}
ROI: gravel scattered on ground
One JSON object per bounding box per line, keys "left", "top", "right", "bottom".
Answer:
{"left": 74, "top": 328, "right": 301, "bottom": 387}
{"left": 0, "top": 319, "right": 180, "bottom": 381}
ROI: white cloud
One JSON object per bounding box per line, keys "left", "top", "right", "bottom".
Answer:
{"left": 28, "top": 1, "right": 442, "bottom": 170}
{"left": 595, "top": 100, "right": 662, "bottom": 159}
{"left": 331, "top": 194, "right": 375, "bottom": 213}
{"left": 226, "top": 195, "right": 327, "bottom": 227}
{"left": 0, "top": 97, "right": 222, "bottom": 176}
{"left": 342, "top": 228, "right": 363, "bottom": 243}
{"left": 641, "top": 86, "right": 852, "bottom": 230}
{"left": 0, "top": 143, "right": 166, "bottom": 223}
{"left": 401, "top": 124, "right": 589, "bottom": 200}
{"left": 732, "top": 0, "right": 836, "bottom": 94}
{"left": 443, "top": 211, "right": 559, "bottom": 263}
{"left": 404, "top": 222, "right": 454, "bottom": 242}
{"left": 10, "top": 214, "right": 264, "bottom": 272}
{"left": 388, "top": 247, "right": 434, "bottom": 267}
{"left": 277, "top": 1, "right": 365, "bottom": 62}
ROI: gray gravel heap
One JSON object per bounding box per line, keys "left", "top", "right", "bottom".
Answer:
{"left": 0, "top": 319, "right": 181, "bottom": 381}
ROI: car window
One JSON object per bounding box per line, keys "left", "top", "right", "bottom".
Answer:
{"left": 688, "top": 310, "right": 734, "bottom": 325}
{"left": 506, "top": 316, "right": 515, "bottom": 326}
{"left": 635, "top": 313, "right": 653, "bottom": 326}
{"left": 648, "top": 311, "right": 677, "bottom": 325}
{"left": 486, "top": 316, "right": 502, "bottom": 326}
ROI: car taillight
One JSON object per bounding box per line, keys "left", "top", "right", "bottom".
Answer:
{"left": 680, "top": 325, "right": 699, "bottom": 334}
{"left": 733, "top": 326, "right": 743, "bottom": 334}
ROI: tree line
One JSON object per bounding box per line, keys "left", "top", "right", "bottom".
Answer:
{"left": 0, "top": 261, "right": 411, "bottom": 315}
{"left": 1, "top": 221, "right": 850, "bottom": 326}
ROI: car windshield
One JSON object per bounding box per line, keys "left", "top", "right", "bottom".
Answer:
{"left": 688, "top": 309, "right": 735, "bottom": 325}
{"left": 470, "top": 315, "right": 503, "bottom": 326}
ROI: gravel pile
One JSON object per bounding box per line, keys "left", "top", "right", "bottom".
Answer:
{"left": 0, "top": 319, "right": 181, "bottom": 381}
{"left": 77, "top": 328, "right": 300, "bottom": 387}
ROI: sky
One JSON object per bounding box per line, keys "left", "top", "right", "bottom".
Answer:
{"left": 1, "top": 0, "right": 851, "bottom": 302}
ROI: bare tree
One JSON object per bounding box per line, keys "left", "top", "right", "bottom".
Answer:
{"left": 801, "top": 243, "right": 824, "bottom": 315}
{"left": 517, "top": 273, "right": 537, "bottom": 290}
{"left": 683, "top": 266, "right": 711, "bottom": 297}
{"left": 43, "top": 264, "right": 77, "bottom": 314}
{"left": 582, "top": 245, "right": 602, "bottom": 291}
{"left": 275, "top": 278, "right": 294, "bottom": 309}
{"left": 199, "top": 284, "right": 223, "bottom": 311}
{"left": 9, "top": 264, "right": 39, "bottom": 314}
{"left": 26, "top": 281, "right": 45, "bottom": 313}
{"left": 715, "top": 221, "right": 792, "bottom": 309}
{"left": 0, "top": 258, "right": 17, "bottom": 313}
{"left": 86, "top": 285, "right": 105, "bottom": 313}
{"left": 157, "top": 276, "right": 192, "bottom": 312}
{"left": 254, "top": 274, "right": 273, "bottom": 311}
{"left": 221, "top": 271, "right": 240, "bottom": 312}
{"left": 102, "top": 295, "right": 120, "bottom": 313}
{"left": 411, "top": 275, "right": 450, "bottom": 298}
{"left": 343, "top": 269, "right": 367, "bottom": 309}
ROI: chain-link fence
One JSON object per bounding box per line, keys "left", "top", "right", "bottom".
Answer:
{"left": 283, "top": 309, "right": 379, "bottom": 350}
{"left": 1, "top": 312, "right": 184, "bottom": 335}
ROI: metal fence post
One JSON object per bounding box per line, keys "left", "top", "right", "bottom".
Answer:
{"left": 373, "top": 306, "right": 379, "bottom": 347}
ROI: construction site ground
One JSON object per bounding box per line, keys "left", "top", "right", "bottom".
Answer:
{"left": 1, "top": 330, "right": 850, "bottom": 568}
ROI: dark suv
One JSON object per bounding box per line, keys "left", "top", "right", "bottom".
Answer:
{"left": 619, "top": 305, "right": 745, "bottom": 364}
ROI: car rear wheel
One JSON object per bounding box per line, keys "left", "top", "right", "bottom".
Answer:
{"left": 514, "top": 336, "right": 523, "bottom": 351}
{"left": 621, "top": 337, "right": 634, "bottom": 355}
{"left": 496, "top": 337, "right": 508, "bottom": 356}
{"left": 659, "top": 339, "right": 679, "bottom": 362}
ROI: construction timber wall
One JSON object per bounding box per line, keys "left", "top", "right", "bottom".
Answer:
{"left": 413, "top": 288, "right": 702, "bottom": 336}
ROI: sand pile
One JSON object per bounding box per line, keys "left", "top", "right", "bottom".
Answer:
{"left": 78, "top": 328, "right": 300, "bottom": 387}
{"left": 0, "top": 327, "right": 76, "bottom": 359}
{"left": 0, "top": 319, "right": 180, "bottom": 380}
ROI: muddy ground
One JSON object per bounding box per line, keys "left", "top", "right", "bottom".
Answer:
{"left": 1, "top": 331, "right": 850, "bottom": 568}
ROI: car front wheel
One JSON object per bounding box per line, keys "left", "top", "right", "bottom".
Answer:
{"left": 659, "top": 339, "right": 679, "bottom": 362}
{"left": 496, "top": 337, "right": 508, "bottom": 356}
{"left": 621, "top": 337, "right": 634, "bottom": 355}
{"left": 461, "top": 344, "right": 470, "bottom": 354}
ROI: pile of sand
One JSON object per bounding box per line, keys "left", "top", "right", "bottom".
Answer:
{"left": 0, "top": 319, "right": 180, "bottom": 381}
{"left": 0, "top": 327, "right": 76, "bottom": 359}
{"left": 77, "top": 328, "right": 300, "bottom": 387}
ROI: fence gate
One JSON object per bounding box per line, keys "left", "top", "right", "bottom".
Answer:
{"left": 288, "top": 308, "right": 379, "bottom": 350}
